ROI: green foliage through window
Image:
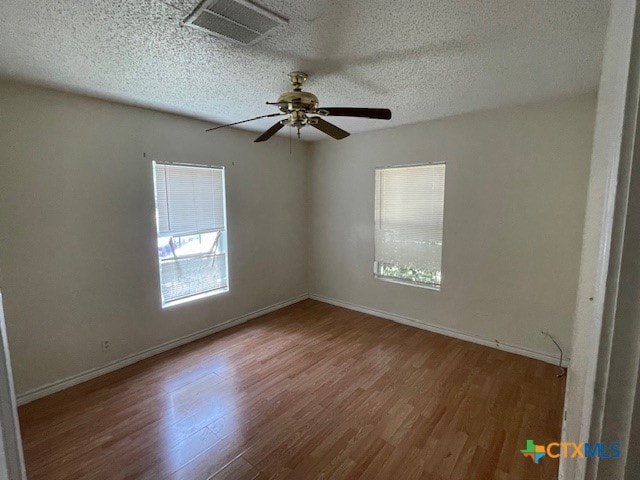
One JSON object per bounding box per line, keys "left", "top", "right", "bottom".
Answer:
{"left": 378, "top": 262, "right": 441, "bottom": 288}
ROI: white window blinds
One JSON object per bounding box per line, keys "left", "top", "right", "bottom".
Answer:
{"left": 374, "top": 163, "right": 445, "bottom": 289}
{"left": 153, "top": 162, "right": 229, "bottom": 306}
{"left": 154, "top": 164, "right": 225, "bottom": 235}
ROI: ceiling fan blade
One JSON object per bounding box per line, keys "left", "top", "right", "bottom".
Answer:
{"left": 206, "top": 113, "right": 285, "bottom": 132}
{"left": 254, "top": 122, "right": 286, "bottom": 142}
{"left": 309, "top": 117, "right": 350, "bottom": 140}
{"left": 321, "top": 107, "right": 392, "bottom": 120}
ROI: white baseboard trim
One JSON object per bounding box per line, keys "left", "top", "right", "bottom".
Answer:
{"left": 310, "top": 294, "right": 569, "bottom": 368}
{"left": 16, "top": 294, "right": 309, "bottom": 406}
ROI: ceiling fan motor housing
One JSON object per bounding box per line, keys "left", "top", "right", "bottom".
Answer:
{"left": 275, "top": 71, "right": 319, "bottom": 127}
{"left": 276, "top": 91, "right": 319, "bottom": 113}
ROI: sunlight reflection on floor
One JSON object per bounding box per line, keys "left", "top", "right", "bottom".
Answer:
{"left": 162, "top": 361, "right": 241, "bottom": 473}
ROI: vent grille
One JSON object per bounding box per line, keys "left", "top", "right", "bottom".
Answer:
{"left": 209, "top": 0, "right": 279, "bottom": 33}
{"left": 184, "top": 0, "right": 288, "bottom": 45}
{"left": 192, "top": 10, "right": 261, "bottom": 44}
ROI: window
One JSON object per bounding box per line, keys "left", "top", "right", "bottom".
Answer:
{"left": 153, "top": 162, "right": 229, "bottom": 307}
{"left": 374, "top": 163, "right": 445, "bottom": 290}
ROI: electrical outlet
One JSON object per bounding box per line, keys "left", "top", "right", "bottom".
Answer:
{"left": 102, "top": 340, "right": 111, "bottom": 352}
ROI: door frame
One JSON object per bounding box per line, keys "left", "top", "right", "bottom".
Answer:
{"left": 0, "top": 290, "right": 26, "bottom": 480}
{"left": 560, "top": 0, "right": 640, "bottom": 478}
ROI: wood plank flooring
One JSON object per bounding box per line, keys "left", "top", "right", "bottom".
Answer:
{"left": 18, "top": 299, "right": 565, "bottom": 479}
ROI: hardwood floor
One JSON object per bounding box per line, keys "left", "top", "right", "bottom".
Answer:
{"left": 19, "top": 299, "right": 565, "bottom": 480}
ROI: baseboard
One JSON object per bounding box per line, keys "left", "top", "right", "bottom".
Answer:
{"left": 16, "top": 294, "right": 309, "bottom": 406}
{"left": 309, "top": 294, "right": 570, "bottom": 368}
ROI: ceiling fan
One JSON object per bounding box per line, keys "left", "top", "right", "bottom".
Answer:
{"left": 207, "top": 71, "right": 392, "bottom": 142}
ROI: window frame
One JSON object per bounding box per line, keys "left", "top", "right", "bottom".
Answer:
{"left": 152, "top": 161, "right": 230, "bottom": 308}
{"left": 373, "top": 161, "right": 446, "bottom": 291}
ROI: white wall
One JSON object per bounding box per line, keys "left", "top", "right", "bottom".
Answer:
{"left": 0, "top": 81, "right": 309, "bottom": 398}
{"left": 308, "top": 95, "right": 596, "bottom": 361}
{"left": 0, "top": 80, "right": 597, "bottom": 403}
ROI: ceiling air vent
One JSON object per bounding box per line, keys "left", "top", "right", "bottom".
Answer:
{"left": 183, "top": 0, "right": 288, "bottom": 45}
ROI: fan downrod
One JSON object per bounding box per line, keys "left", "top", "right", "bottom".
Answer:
{"left": 288, "top": 71, "right": 308, "bottom": 91}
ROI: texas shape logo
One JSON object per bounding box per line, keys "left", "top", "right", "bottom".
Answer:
{"left": 521, "top": 440, "right": 547, "bottom": 464}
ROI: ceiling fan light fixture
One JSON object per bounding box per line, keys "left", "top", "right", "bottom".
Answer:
{"left": 207, "top": 72, "right": 392, "bottom": 142}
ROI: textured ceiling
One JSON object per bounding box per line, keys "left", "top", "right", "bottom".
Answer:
{"left": 0, "top": 0, "right": 610, "bottom": 141}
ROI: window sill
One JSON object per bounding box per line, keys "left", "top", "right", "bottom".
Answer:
{"left": 374, "top": 274, "right": 441, "bottom": 291}
{"left": 161, "top": 287, "right": 229, "bottom": 309}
